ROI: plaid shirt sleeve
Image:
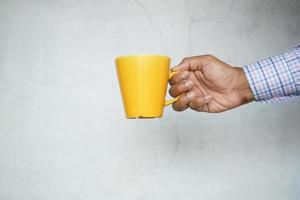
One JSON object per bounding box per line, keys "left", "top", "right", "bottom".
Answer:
{"left": 243, "top": 44, "right": 300, "bottom": 103}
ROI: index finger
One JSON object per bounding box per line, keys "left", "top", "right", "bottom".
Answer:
{"left": 169, "top": 70, "right": 190, "bottom": 85}
{"left": 171, "top": 55, "right": 215, "bottom": 72}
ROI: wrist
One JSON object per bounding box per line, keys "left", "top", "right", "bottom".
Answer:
{"left": 235, "top": 67, "right": 254, "bottom": 104}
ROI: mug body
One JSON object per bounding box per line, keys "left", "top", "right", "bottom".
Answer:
{"left": 116, "top": 54, "right": 170, "bottom": 118}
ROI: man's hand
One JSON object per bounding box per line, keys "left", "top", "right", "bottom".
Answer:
{"left": 169, "top": 55, "right": 254, "bottom": 113}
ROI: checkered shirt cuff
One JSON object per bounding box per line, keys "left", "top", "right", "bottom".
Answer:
{"left": 243, "top": 44, "right": 300, "bottom": 103}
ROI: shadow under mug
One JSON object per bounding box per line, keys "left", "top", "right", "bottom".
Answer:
{"left": 115, "top": 54, "right": 179, "bottom": 118}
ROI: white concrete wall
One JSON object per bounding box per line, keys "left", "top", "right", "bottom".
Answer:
{"left": 0, "top": 0, "right": 299, "bottom": 199}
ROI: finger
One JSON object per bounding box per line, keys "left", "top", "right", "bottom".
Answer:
{"left": 172, "top": 91, "right": 197, "bottom": 112}
{"left": 172, "top": 54, "right": 215, "bottom": 71}
{"left": 171, "top": 60, "right": 189, "bottom": 71}
{"left": 188, "top": 95, "right": 212, "bottom": 112}
{"left": 169, "top": 70, "right": 190, "bottom": 85}
{"left": 169, "top": 79, "right": 194, "bottom": 97}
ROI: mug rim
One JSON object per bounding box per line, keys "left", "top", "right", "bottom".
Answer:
{"left": 115, "top": 54, "right": 170, "bottom": 61}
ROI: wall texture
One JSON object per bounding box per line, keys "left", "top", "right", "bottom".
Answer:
{"left": 0, "top": 0, "right": 299, "bottom": 199}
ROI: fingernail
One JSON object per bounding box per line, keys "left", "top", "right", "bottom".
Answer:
{"left": 181, "top": 71, "right": 189, "bottom": 79}
{"left": 186, "top": 91, "right": 196, "bottom": 99}
{"left": 204, "top": 95, "right": 212, "bottom": 103}
{"left": 184, "top": 80, "right": 194, "bottom": 88}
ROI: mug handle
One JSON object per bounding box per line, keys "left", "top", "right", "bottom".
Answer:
{"left": 165, "top": 71, "right": 180, "bottom": 106}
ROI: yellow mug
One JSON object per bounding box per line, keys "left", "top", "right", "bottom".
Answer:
{"left": 115, "top": 54, "right": 179, "bottom": 118}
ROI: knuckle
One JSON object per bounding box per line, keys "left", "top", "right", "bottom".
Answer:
{"left": 177, "top": 84, "right": 186, "bottom": 92}
{"left": 196, "top": 97, "right": 204, "bottom": 104}
{"left": 188, "top": 101, "right": 195, "bottom": 109}
{"left": 170, "top": 73, "right": 182, "bottom": 84}
{"left": 196, "top": 99, "right": 206, "bottom": 107}
{"left": 173, "top": 74, "right": 180, "bottom": 82}
{"left": 182, "top": 57, "right": 189, "bottom": 63}
{"left": 169, "top": 84, "right": 185, "bottom": 97}
{"left": 169, "top": 77, "right": 175, "bottom": 84}
{"left": 203, "top": 54, "right": 215, "bottom": 60}
{"left": 203, "top": 54, "right": 212, "bottom": 58}
{"left": 178, "top": 96, "right": 186, "bottom": 104}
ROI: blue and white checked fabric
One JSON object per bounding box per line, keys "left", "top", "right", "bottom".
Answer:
{"left": 243, "top": 44, "right": 300, "bottom": 103}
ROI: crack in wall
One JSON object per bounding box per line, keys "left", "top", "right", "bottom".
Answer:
{"left": 185, "top": 0, "right": 234, "bottom": 55}
{"left": 174, "top": 120, "right": 180, "bottom": 155}
{"left": 149, "top": 122, "right": 160, "bottom": 200}
{"left": 134, "top": 0, "right": 165, "bottom": 53}
{"left": 168, "top": 116, "right": 181, "bottom": 166}
{"left": 185, "top": 0, "right": 196, "bottom": 56}
{"left": 151, "top": 131, "right": 159, "bottom": 178}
